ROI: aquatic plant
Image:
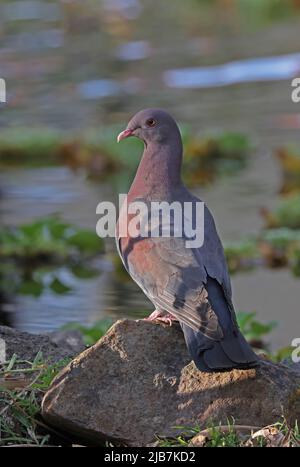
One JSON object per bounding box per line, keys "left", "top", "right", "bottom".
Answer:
{"left": 224, "top": 239, "right": 258, "bottom": 274}
{"left": 261, "top": 195, "right": 300, "bottom": 230}
{"left": 0, "top": 127, "right": 251, "bottom": 187}
{"left": 236, "top": 311, "right": 277, "bottom": 350}
{"left": 0, "top": 217, "right": 103, "bottom": 297}
{"left": 0, "top": 216, "right": 103, "bottom": 260}
{"left": 183, "top": 131, "right": 251, "bottom": 186}
{"left": 258, "top": 228, "right": 300, "bottom": 267}
{"left": 0, "top": 128, "right": 63, "bottom": 167}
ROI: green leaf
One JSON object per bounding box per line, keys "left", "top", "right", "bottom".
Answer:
{"left": 67, "top": 230, "right": 103, "bottom": 254}
{"left": 71, "top": 264, "right": 99, "bottom": 279}
{"left": 49, "top": 278, "right": 72, "bottom": 294}
{"left": 236, "top": 311, "right": 256, "bottom": 331}
{"left": 18, "top": 279, "right": 44, "bottom": 297}
{"left": 61, "top": 319, "right": 114, "bottom": 346}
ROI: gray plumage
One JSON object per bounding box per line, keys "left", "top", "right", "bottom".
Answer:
{"left": 116, "top": 108, "right": 258, "bottom": 372}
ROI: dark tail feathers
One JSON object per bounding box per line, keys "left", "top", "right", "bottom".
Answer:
{"left": 180, "top": 277, "right": 259, "bottom": 372}
{"left": 180, "top": 322, "right": 258, "bottom": 372}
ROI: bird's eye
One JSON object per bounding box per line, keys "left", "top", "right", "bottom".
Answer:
{"left": 146, "top": 118, "right": 156, "bottom": 127}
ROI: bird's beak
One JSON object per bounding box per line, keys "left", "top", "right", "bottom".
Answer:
{"left": 117, "top": 128, "right": 134, "bottom": 143}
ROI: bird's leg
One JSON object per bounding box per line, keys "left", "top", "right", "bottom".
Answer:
{"left": 144, "top": 310, "right": 177, "bottom": 326}
{"left": 144, "top": 310, "right": 163, "bottom": 321}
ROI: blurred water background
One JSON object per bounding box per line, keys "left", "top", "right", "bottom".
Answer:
{"left": 1, "top": 0, "right": 300, "bottom": 350}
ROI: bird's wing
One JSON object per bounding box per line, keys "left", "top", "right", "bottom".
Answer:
{"left": 119, "top": 233, "right": 224, "bottom": 340}
{"left": 117, "top": 201, "right": 237, "bottom": 340}
{"left": 195, "top": 204, "right": 238, "bottom": 329}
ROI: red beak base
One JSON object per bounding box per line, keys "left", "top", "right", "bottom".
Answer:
{"left": 117, "top": 128, "right": 134, "bottom": 142}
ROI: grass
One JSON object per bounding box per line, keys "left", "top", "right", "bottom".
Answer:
{"left": 0, "top": 353, "right": 71, "bottom": 446}
{"left": 157, "top": 418, "right": 300, "bottom": 447}
{"left": 0, "top": 316, "right": 298, "bottom": 447}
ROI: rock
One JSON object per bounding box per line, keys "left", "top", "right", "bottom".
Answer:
{"left": 41, "top": 320, "right": 300, "bottom": 447}
{"left": 283, "top": 360, "right": 300, "bottom": 373}
{"left": 188, "top": 433, "right": 207, "bottom": 447}
{"left": 0, "top": 326, "right": 85, "bottom": 363}
{"left": 245, "top": 426, "right": 287, "bottom": 447}
{"left": 47, "top": 329, "right": 86, "bottom": 356}
{"left": 290, "top": 362, "right": 300, "bottom": 373}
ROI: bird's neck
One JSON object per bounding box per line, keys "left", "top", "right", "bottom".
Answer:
{"left": 128, "top": 136, "right": 183, "bottom": 200}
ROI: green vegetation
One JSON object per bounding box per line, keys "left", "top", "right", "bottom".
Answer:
{"left": 64, "top": 311, "right": 282, "bottom": 358}
{"left": 224, "top": 239, "right": 258, "bottom": 274}
{"left": 0, "top": 216, "right": 103, "bottom": 260}
{"left": 157, "top": 420, "right": 241, "bottom": 447}
{"left": 235, "top": 311, "right": 293, "bottom": 362}
{"left": 236, "top": 311, "right": 277, "bottom": 350}
{"left": 277, "top": 146, "right": 300, "bottom": 166}
{"left": 183, "top": 131, "right": 251, "bottom": 186}
{"left": 0, "top": 353, "right": 70, "bottom": 446}
{"left": 61, "top": 319, "right": 114, "bottom": 346}
{"left": 157, "top": 418, "right": 300, "bottom": 447}
{"left": 261, "top": 195, "right": 300, "bottom": 230}
{"left": 0, "top": 217, "right": 103, "bottom": 297}
{"left": 0, "top": 315, "right": 297, "bottom": 447}
{"left": 204, "top": 423, "right": 241, "bottom": 447}
{"left": 271, "top": 195, "right": 300, "bottom": 229}
{"left": 0, "top": 128, "right": 251, "bottom": 186}
{"left": 291, "top": 248, "right": 300, "bottom": 277}
{"left": 276, "top": 146, "right": 300, "bottom": 195}
{"left": 0, "top": 128, "right": 63, "bottom": 167}
{"left": 221, "top": 227, "right": 300, "bottom": 277}
{"left": 259, "top": 228, "right": 300, "bottom": 250}
{"left": 192, "top": 0, "right": 298, "bottom": 30}
{"left": 258, "top": 228, "right": 300, "bottom": 268}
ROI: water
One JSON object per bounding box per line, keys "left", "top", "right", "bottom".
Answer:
{"left": 1, "top": 0, "right": 300, "bottom": 350}
{"left": 164, "top": 53, "right": 300, "bottom": 88}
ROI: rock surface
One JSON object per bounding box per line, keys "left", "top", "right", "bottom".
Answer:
{"left": 0, "top": 326, "right": 85, "bottom": 363}
{"left": 42, "top": 319, "right": 300, "bottom": 447}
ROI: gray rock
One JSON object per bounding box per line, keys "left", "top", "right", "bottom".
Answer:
{"left": 0, "top": 326, "right": 85, "bottom": 363}
{"left": 282, "top": 359, "right": 300, "bottom": 373}
{"left": 290, "top": 362, "right": 300, "bottom": 373}
{"left": 41, "top": 319, "right": 300, "bottom": 447}
{"left": 47, "top": 329, "right": 86, "bottom": 356}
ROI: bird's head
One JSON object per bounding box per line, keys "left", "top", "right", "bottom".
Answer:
{"left": 117, "top": 108, "right": 181, "bottom": 146}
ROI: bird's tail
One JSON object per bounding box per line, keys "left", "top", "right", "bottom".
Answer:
{"left": 180, "top": 323, "right": 258, "bottom": 372}
{"left": 180, "top": 277, "right": 259, "bottom": 372}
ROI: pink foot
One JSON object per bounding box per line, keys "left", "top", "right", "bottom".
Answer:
{"left": 144, "top": 310, "right": 177, "bottom": 326}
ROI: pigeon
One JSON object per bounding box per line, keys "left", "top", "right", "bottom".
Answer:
{"left": 116, "top": 108, "right": 258, "bottom": 372}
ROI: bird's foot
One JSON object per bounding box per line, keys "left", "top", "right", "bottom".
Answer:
{"left": 144, "top": 310, "right": 177, "bottom": 326}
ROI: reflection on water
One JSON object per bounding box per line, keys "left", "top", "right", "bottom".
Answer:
{"left": 1, "top": 0, "right": 300, "bottom": 349}
{"left": 2, "top": 1, "right": 61, "bottom": 21}
{"left": 116, "top": 40, "right": 151, "bottom": 61}
{"left": 164, "top": 53, "right": 300, "bottom": 88}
